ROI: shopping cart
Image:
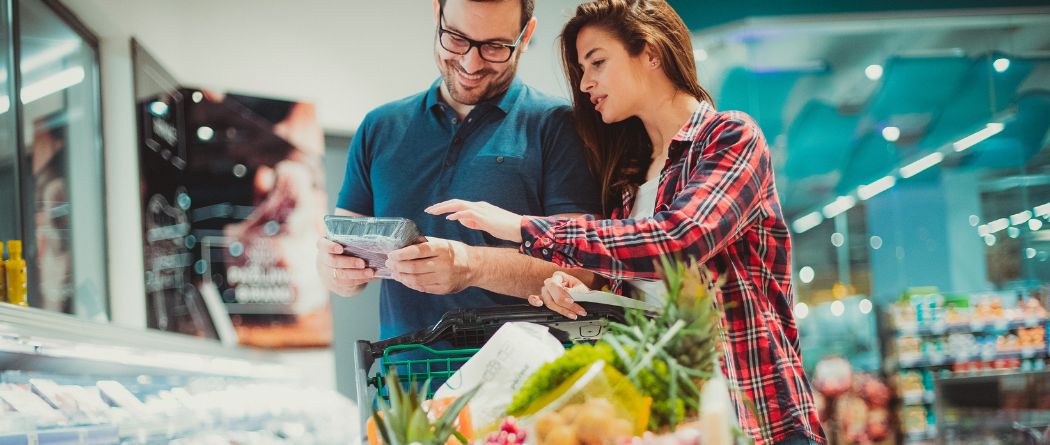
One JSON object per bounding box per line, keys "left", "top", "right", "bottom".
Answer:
{"left": 1013, "top": 421, "right": 1050, "bottom": 445}
{"left": 352, "top": 302, "right": 629, "bottom": 440}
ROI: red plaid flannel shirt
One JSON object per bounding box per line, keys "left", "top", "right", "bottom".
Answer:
{"left": 519, "top": 102, "right": 826, "bottom": 445}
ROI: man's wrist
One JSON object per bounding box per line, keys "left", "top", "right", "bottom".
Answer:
{"left": 464, "top": 245, "right": 488, "bottom": 288}
{"left": 333, "top": 282, "right": 366, "bottom": 298}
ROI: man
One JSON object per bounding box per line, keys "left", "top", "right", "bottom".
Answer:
{"left": 317, "top": 0, "right": 601, "bottom": 340}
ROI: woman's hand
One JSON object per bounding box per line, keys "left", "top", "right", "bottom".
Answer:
{"left": 528, "top": 271, "right": 590, "bottom": 320}
{"left": 426, "top": 199, "right": 524, "bottom": 243}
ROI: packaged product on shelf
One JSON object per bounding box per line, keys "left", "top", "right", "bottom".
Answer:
{"left": 1020, "top": 297, "right": 1049, "bottom": 324}
{"left": 1016, "top": 326, "right": 1046, "bottom": 355}
{"left": 979, "top": 336, "right": 998, "bottom": 360}
{"left": 896, "top": 337, "right": 921, "bottom": 363}
{"left": 892, "top": 303, "right": 918, "bottom": 333}
{"left": 973, "top": 294, "right": 1006, "bottom": 327}
{"left": 900, "top": 406, "right": 928, "bottom": 435}
{"left": 1, "top": 241, "right": 6, "bottom": 303}
{"left": 923, "top": 338, "right": 946, "bottom": 364}
{"left": 28, "top": 379, "right": 85, "bottom": 419}
{"left": 96, "top": 380, "right": 146, "bottom": 410}
{"left": 943, "top": 301, "right": 969, "bottom": 326}
{"left": 897, "top": 371, "right": 924, "bottom": 400}
{"left": 912, "top": 292, "right": 944, "bottom": 328}
{"left": 4, "top": 240, "right": 27, "bottom": 306}
{"left": 947, "top": 333, "right": 977, "bottom": 360}
{"left": 0, "top": 383, "right": 68, "bottom": 427}
{"left": 996, "top": 333, "right": 1020, "bottom": 354}
{"left": 61, "top": 385, "right": 113, "bottom": 421}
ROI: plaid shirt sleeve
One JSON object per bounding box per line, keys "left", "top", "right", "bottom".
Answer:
{"left": 519, "top": 116, "right": 769, "bottom": 280}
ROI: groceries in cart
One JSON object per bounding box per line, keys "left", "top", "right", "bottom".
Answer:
{"left": 434, "top": 322, "right": 567, "bottom": 432}
{"left": 324, "top": 215, "right": 426, "bottom": 278}
{"left": 360, "top": 258, "right": 742, "bottom": 445}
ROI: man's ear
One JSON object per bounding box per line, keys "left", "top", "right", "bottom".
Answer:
{"left": 433, "top": 0, "right": 441, "bottom": 23}
{"left": 520, "top": 17, "right": 538, "bottom": 52}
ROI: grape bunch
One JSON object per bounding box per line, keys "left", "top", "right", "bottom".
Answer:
{"left": 484, "top": 417, "right": 527, "bottom": 445}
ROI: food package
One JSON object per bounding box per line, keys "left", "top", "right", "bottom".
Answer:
{"left": 323, "top": 215, "right": 426, "bottom": 278}
{"left": 521, "top": 360, "right": 651, "bottom": 444}
{"left": 433, "top": 322, "right": 566, "bottom": 435}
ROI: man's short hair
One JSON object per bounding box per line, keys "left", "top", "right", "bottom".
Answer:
{"left": 438, "top": 0, "right": 535, "bottom": 31}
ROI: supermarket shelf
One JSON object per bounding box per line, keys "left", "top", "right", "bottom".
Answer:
{"left": 901, "top": 390, "right": 936, "bottom": 405}
{"left": 897, "top": 348, "right": 1049, "bottom": 369}
{"left": 895, "top": 318, "right": 1048, "bottom": 337}
{"left": 903, "top": 429, "right": 937, "bottom": 443}
{"left": 0, "top": 303, "right": 294, "bottom": 380}
{"left": 223, "top": 302, "right": 297, "bottom": 315}
{"left": 934, "top": 368, "right": 1050, "bottom": 383}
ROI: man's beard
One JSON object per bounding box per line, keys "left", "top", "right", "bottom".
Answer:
{"left": 440, "top": 58, "right": 516, "bottom": 106}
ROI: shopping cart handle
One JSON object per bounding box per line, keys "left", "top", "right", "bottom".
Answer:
{"left": 364, "top": 303, "right": 627, "bottom": 354}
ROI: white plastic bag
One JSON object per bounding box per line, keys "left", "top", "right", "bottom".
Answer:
{"left": 433, "top": 322, "right": 565, "bottom": 433}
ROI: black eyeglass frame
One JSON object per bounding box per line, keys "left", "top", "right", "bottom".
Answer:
{"left": 437, "top": 9, "right": 529, "bottom": 63}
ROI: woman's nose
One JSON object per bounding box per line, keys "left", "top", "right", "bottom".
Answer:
{"left": 579, "top": 77, "right": 594, "bottom": 93}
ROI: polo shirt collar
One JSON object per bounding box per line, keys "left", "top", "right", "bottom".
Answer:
{"left": 424, "top": 76, "right": 524, "bottom": 115}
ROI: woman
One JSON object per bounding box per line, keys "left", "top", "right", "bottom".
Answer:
{"left": 427, "top": 1, "right": 825, "bottom": 444}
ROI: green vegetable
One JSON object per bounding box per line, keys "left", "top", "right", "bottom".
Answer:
{"left": 506, "top": 342, "right": 615, "bottom": 416}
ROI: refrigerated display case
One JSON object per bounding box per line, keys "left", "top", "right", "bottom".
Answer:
{"left": 0, "top": 304, "right": 357, "bottom": 444}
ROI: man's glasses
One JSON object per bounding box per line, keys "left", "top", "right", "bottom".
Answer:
{"left": 437, "top": 10, "right": 528, "bottom": 64}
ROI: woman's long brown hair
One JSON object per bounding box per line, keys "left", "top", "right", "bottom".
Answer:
{"left": 561, "top": 0, "right": 714, "bottom": 216}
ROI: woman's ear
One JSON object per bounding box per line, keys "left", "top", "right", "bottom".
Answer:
{"left": 644, "top": 45, "right": 661, "bottom": 70}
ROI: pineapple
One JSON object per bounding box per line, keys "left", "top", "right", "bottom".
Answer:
{"left": 660, "top": 257, "right": 723, "bottom": 381}
{"left": 369, "top": 370, "right": 479, "bottom": 445}
{"left": 600, "top": 256, "right": 725, "bottom": 431}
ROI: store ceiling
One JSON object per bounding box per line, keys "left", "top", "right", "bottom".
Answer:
{"left": 694, "top": 10, "right": 1050, "bottom": 217}
{"left": 667, "top": 0, "right": 1050, "bottom": 31}
{"left": 61, "top": 0, "right": 586, "bottom": 136}
{"left": 58, "top": 1, "right": 1050, "bottom": 217}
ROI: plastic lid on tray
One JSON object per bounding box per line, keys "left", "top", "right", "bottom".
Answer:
{"left": 323, "top": 215, "right": 425, "bottom": 277}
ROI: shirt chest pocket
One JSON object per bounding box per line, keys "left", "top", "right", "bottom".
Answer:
{"left": 458, "top": 154, "right": 534, "bottom": 212}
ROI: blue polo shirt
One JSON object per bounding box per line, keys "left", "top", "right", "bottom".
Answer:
{"left": 337, "top": 77, "right": 601, "bottom": 340}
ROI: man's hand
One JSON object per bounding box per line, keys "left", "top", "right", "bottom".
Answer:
{"left": 425, "top": 199, "right": 524, "bottom": 243}
{"left": 316, "top": 237, "right": 376, "bottom": 297}
{"left": 386, "top": 237, "right": 474, "bottom": 295}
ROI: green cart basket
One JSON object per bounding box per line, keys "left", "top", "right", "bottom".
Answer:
{"left": 352, "top": 303, "right": 628, "bottom": 440}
